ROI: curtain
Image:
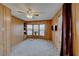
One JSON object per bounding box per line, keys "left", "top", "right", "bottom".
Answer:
{"left": 60, "top": 3, "right": 73, "bottom": 56}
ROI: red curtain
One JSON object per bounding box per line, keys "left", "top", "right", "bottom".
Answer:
{"left": 60, "top": 3, "right": 73, "bottom": 56}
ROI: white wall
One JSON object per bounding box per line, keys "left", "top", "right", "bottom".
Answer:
{"left": 52, "top": 9, "right": 62, "bottom": 52}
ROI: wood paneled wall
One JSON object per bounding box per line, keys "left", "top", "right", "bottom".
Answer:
{"left": 72, "top": 4, "right": 79, "bottom": 55}
{"left": 11, "top": 16, "right": 24, "bottom": 47}
{"left": 52, "top": 9, "right": 62, "bottom": 52}
{"left": 0, "top": 4, "right": 11, "bottom": 55}
{"left": 25, "top": 20, "right": 52, "bottom": 41}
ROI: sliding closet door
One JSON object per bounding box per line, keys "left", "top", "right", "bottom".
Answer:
{"left": 0, "top": 4, "right": 4, "bottom": 56}
{"left": 3, "top": 5, "right": 11, "bottom": 56}
{"left": 0, "top": 4, "right": 11, "bottom": 56}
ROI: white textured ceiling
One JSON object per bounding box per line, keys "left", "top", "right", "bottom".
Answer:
{"left": 3, "top": 3, "right": 63, "bottom": 21}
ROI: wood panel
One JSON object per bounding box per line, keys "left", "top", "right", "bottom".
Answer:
{"left": 11, "top": 16, "right": 24, "bottom": 47}
{"left": 72, "top": 3, "right": 79, "bottom": 55}
{"left": 0, "top": 4, "right": 11, "bottom": 56}
{"left": 25, "top": 20, "right": 52, "bottom": 41}
{"left": 76, "top": 3, "right": 79, "bottom": 55}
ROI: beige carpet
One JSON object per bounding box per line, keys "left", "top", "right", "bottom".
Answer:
{"left": 11, "top": 39, "right": 60, "bottom": 56}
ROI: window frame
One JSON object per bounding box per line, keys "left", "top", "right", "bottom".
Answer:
{"left": 26, "top": 24, "right": 45, "bottom": 36}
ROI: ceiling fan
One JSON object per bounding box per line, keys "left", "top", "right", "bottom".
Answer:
{"left": 17, "top": 8, "right": 40, "bottom": 19}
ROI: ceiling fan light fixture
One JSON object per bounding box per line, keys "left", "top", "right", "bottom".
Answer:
{"left": 27, "top": 14, "right": 33, "bottom": 19}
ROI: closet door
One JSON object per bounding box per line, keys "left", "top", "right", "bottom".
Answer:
{"left": 0, "top": 4, "right": 11, "bottom": 56}
{"left": 0, "top": 4, "right": 4, "bottom": 56}
{"left": 3, "top": 5, "right": 11, "bottom": 56}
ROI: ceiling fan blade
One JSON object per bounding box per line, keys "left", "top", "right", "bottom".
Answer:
{"left": 16, "top": 11, "right": 25, "bottom": 14}
{"left": 16, "top": 10, "right": 40, "bottom": 16}
{"left": 31, "top": 11, "right": 46, "bottom": 13}
{"left": 32, "top": 13, "right": 39, "bottom": 16}
{"left": 16, "top": 10, "right": 30, "bottom": 15}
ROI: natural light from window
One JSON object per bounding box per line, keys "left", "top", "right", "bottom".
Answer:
{"left": 27, "top": 24, "right": 45, "bottom": 36}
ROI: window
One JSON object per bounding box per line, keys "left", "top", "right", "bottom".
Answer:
{"left": 34, "top": 25, "right": 39, "bottom": 35}
{"left": 27, "top": 25, "right": 32, "bottom": 35}
{"left": 27, "top": 24, "right": 45, "bottom": 36}
{"left": 40, "top": 24, "right": 45, "bottom": 36}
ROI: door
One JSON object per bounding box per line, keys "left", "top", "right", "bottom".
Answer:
{"left": 0, "top": 4, "right": 4, "bottom": 56}
{"left": 0, "top": 4, "right": 11, "bottom": 56}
